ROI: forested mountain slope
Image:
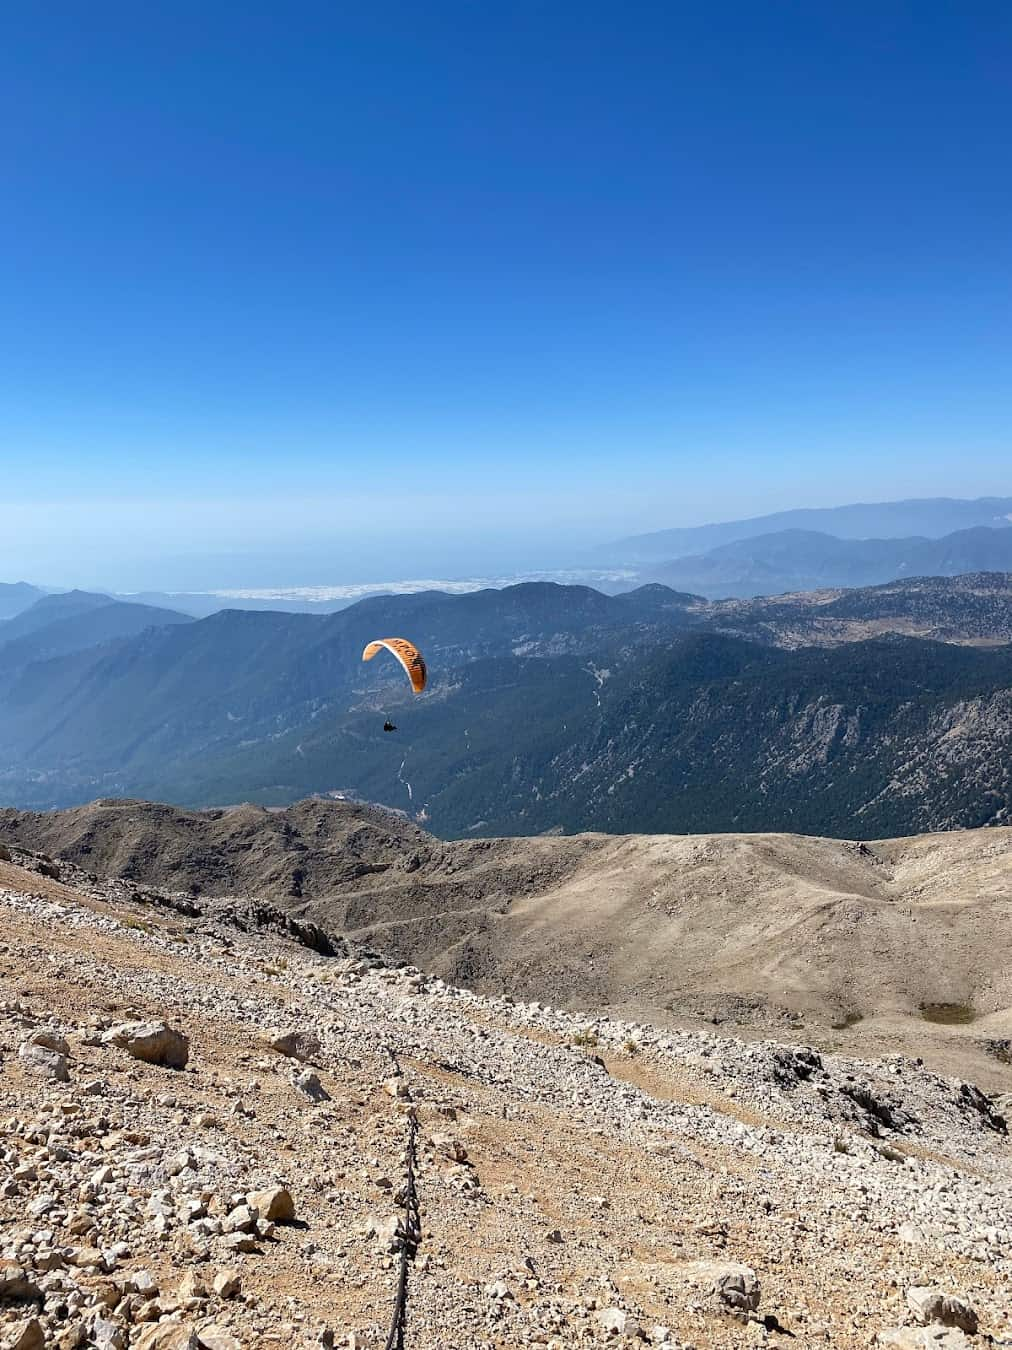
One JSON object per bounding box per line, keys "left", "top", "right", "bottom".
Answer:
{"left": 0, "top": 580, "right": 1008, "bottom": 837}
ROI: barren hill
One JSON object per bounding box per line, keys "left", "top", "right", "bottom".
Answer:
{"left": 4, "top": 799, "right": 1011, "bottom": 1088}
{"left": 0, "top": 841, "right": 1010, "bottom": 1347}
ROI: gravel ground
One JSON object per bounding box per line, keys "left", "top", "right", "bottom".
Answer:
{"left": 0, "top": 848, "right": 1009, "bottom": 1349}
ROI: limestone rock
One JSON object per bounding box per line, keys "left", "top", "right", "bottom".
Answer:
{"left": 2, "top": 1319, "right": 45, "bottom": 1350}
{"left": 102, "top": 1021, "right": 189, "bottom": 1068}
{"left": 125, "top": 1269, "right": 159, "bottom": 1297}
{"left": 222, "top": 1204, "right": 257, "bottom": 1235}
{"left": 91, "top": 1320, "right": 126, "bottom": 1350}
{"left": 211, "top": 1269, "right": 241, "bottom": 1299}
{"left": 176, "top": 1271, "right": 208, "bottom": 1302}
{"left": 18, "top": 1040, "right": 69, "bottom": 1082}
{"left": 876, "top": 1330, "right": 973, "bottom": 1349}
{"left": 906, "top": 1287, "right": 978, "bottom": 1334}
{"left": 0, "top": 1262, "right": 42, "bottom": 1302}
{"left": 26, "top": 1028, "right": 70, "bottom": 1055}
{"left": 132, "top": 1322, "right": 200, "bottom": 1350}
{"left": 699, "top": 1261, "right": 761, "bottom": 1314}
{"left": 294, "top": 1068, "right": 330, "bottom": 1101}
{"left": 594, "top": 1307, "right": 628, "bottom": 1336}
{"left": 264, "top": 1026, "right": 322, "bottom": 1062}
{"left": 247, "top": 1185, "right": 295, "bottom": 1223}
{"left": 197, "top": 1330, "right": 242, "bottom": 1350}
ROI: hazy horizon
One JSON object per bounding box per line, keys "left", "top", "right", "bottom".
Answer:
{"left": 4, "top": 489, "right": 1012, "bottom": 595}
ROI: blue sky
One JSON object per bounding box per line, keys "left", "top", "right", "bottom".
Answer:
{"left": 2, "top": 1, "right": 1010, "bottom": 588}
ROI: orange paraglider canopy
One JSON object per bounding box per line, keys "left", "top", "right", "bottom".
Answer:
{"left": 361, "top": 638, "right": 427, "bottom": 694}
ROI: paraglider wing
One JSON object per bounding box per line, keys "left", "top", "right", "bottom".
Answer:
{"left": 361, "top": 638, "right": 427, "bottom": 694}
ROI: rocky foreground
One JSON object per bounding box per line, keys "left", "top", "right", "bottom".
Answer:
{"left": 0, "top": 846, "right": 1009, "bottom": 1349}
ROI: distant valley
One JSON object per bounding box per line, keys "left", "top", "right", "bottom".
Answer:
{"left": 0, "top": 571, "right": 1009, "bottom": 837}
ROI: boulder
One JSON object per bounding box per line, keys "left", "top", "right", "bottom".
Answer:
{"left": 18, "top": 1040, "right": 69, "bottom": 1082}
{"left": 263, "top": 1027, "right": 322, "bottom": 1063}
{"left": 102, "top": 1021, "right": 189, "bottom": 1069}
{"left": 906, "top": 1287, "right": 978, "bottom": 1334}
{"left": 712, "top": 1262, "right": 761, "bottom": 1315}
{"left": 211, "top": 1269, "right": 241, "bottom": 1299}
{"left": 197, "top": 1331, "right": 241, "bottom": 1350}
{"left": 132, "top": 1323, "right": 200, "bottom": 1350}
{"left": 3, "top": 1319, "right": 45, "bottom": 1350}
{"left": 247, "top": 1186, "right": 295, "bottom": 1223}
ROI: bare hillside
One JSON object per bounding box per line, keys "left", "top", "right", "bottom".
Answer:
{"left": 0, "top": 848, "right": 1009, "bottom": 1347}
{"left": 3, "top": 800, "right": 1011, "bottom": 1087}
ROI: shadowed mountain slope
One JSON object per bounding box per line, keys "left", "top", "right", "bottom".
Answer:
{"left": 0, "top": 597, "right": 191, "bottom": 682}
{"left": 0, "top": 582, "right": 1009, "bottom": 835}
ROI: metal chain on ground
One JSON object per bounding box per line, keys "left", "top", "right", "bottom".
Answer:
{"left": 384, "top": 1106, "right": 421, "bottom": 1350}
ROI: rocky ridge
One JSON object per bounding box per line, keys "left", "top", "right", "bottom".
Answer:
{"left": 0, "top": 845, "right": 1009, "bottom": 1348}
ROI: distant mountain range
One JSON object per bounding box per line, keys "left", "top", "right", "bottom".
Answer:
{"left": 0, "top": 582, "right": 45, "bottom": 620}
{"left": 603, "top": 495, "right": 1012, "bottom": 562}
{"left": 0, "top": 590, "right": 191, "bottom": 685}
{"left": 642, "top": 525, "right": 1012, "bottom": 597}
{"left": 0, "top": 574, "right": 1008, "bottom": 838}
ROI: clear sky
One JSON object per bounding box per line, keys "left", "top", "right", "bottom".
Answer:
{"left": 2, "top": 1, "right": 1010, "bottom": 588}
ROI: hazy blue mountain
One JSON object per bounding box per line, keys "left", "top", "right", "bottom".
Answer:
{"left": 602, "top": 496, "right": 1012, "bottom": 562}
{"left": 0, "top": 582, "right": 701, "bottom": 776}
{"left": 0, "top": 598, "right": 191, "bottom": 682}
{"left": 0, "top": 582, "right": 46, "bottom": 621}
{"left": 643, "top": 526, "right": 1012, "bottom": 597}
{"left": 0, "top": 579, "right": 1008, "bottom": 839}
{"left": 0, "top": 590, "right": 117, "bottom": 644}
